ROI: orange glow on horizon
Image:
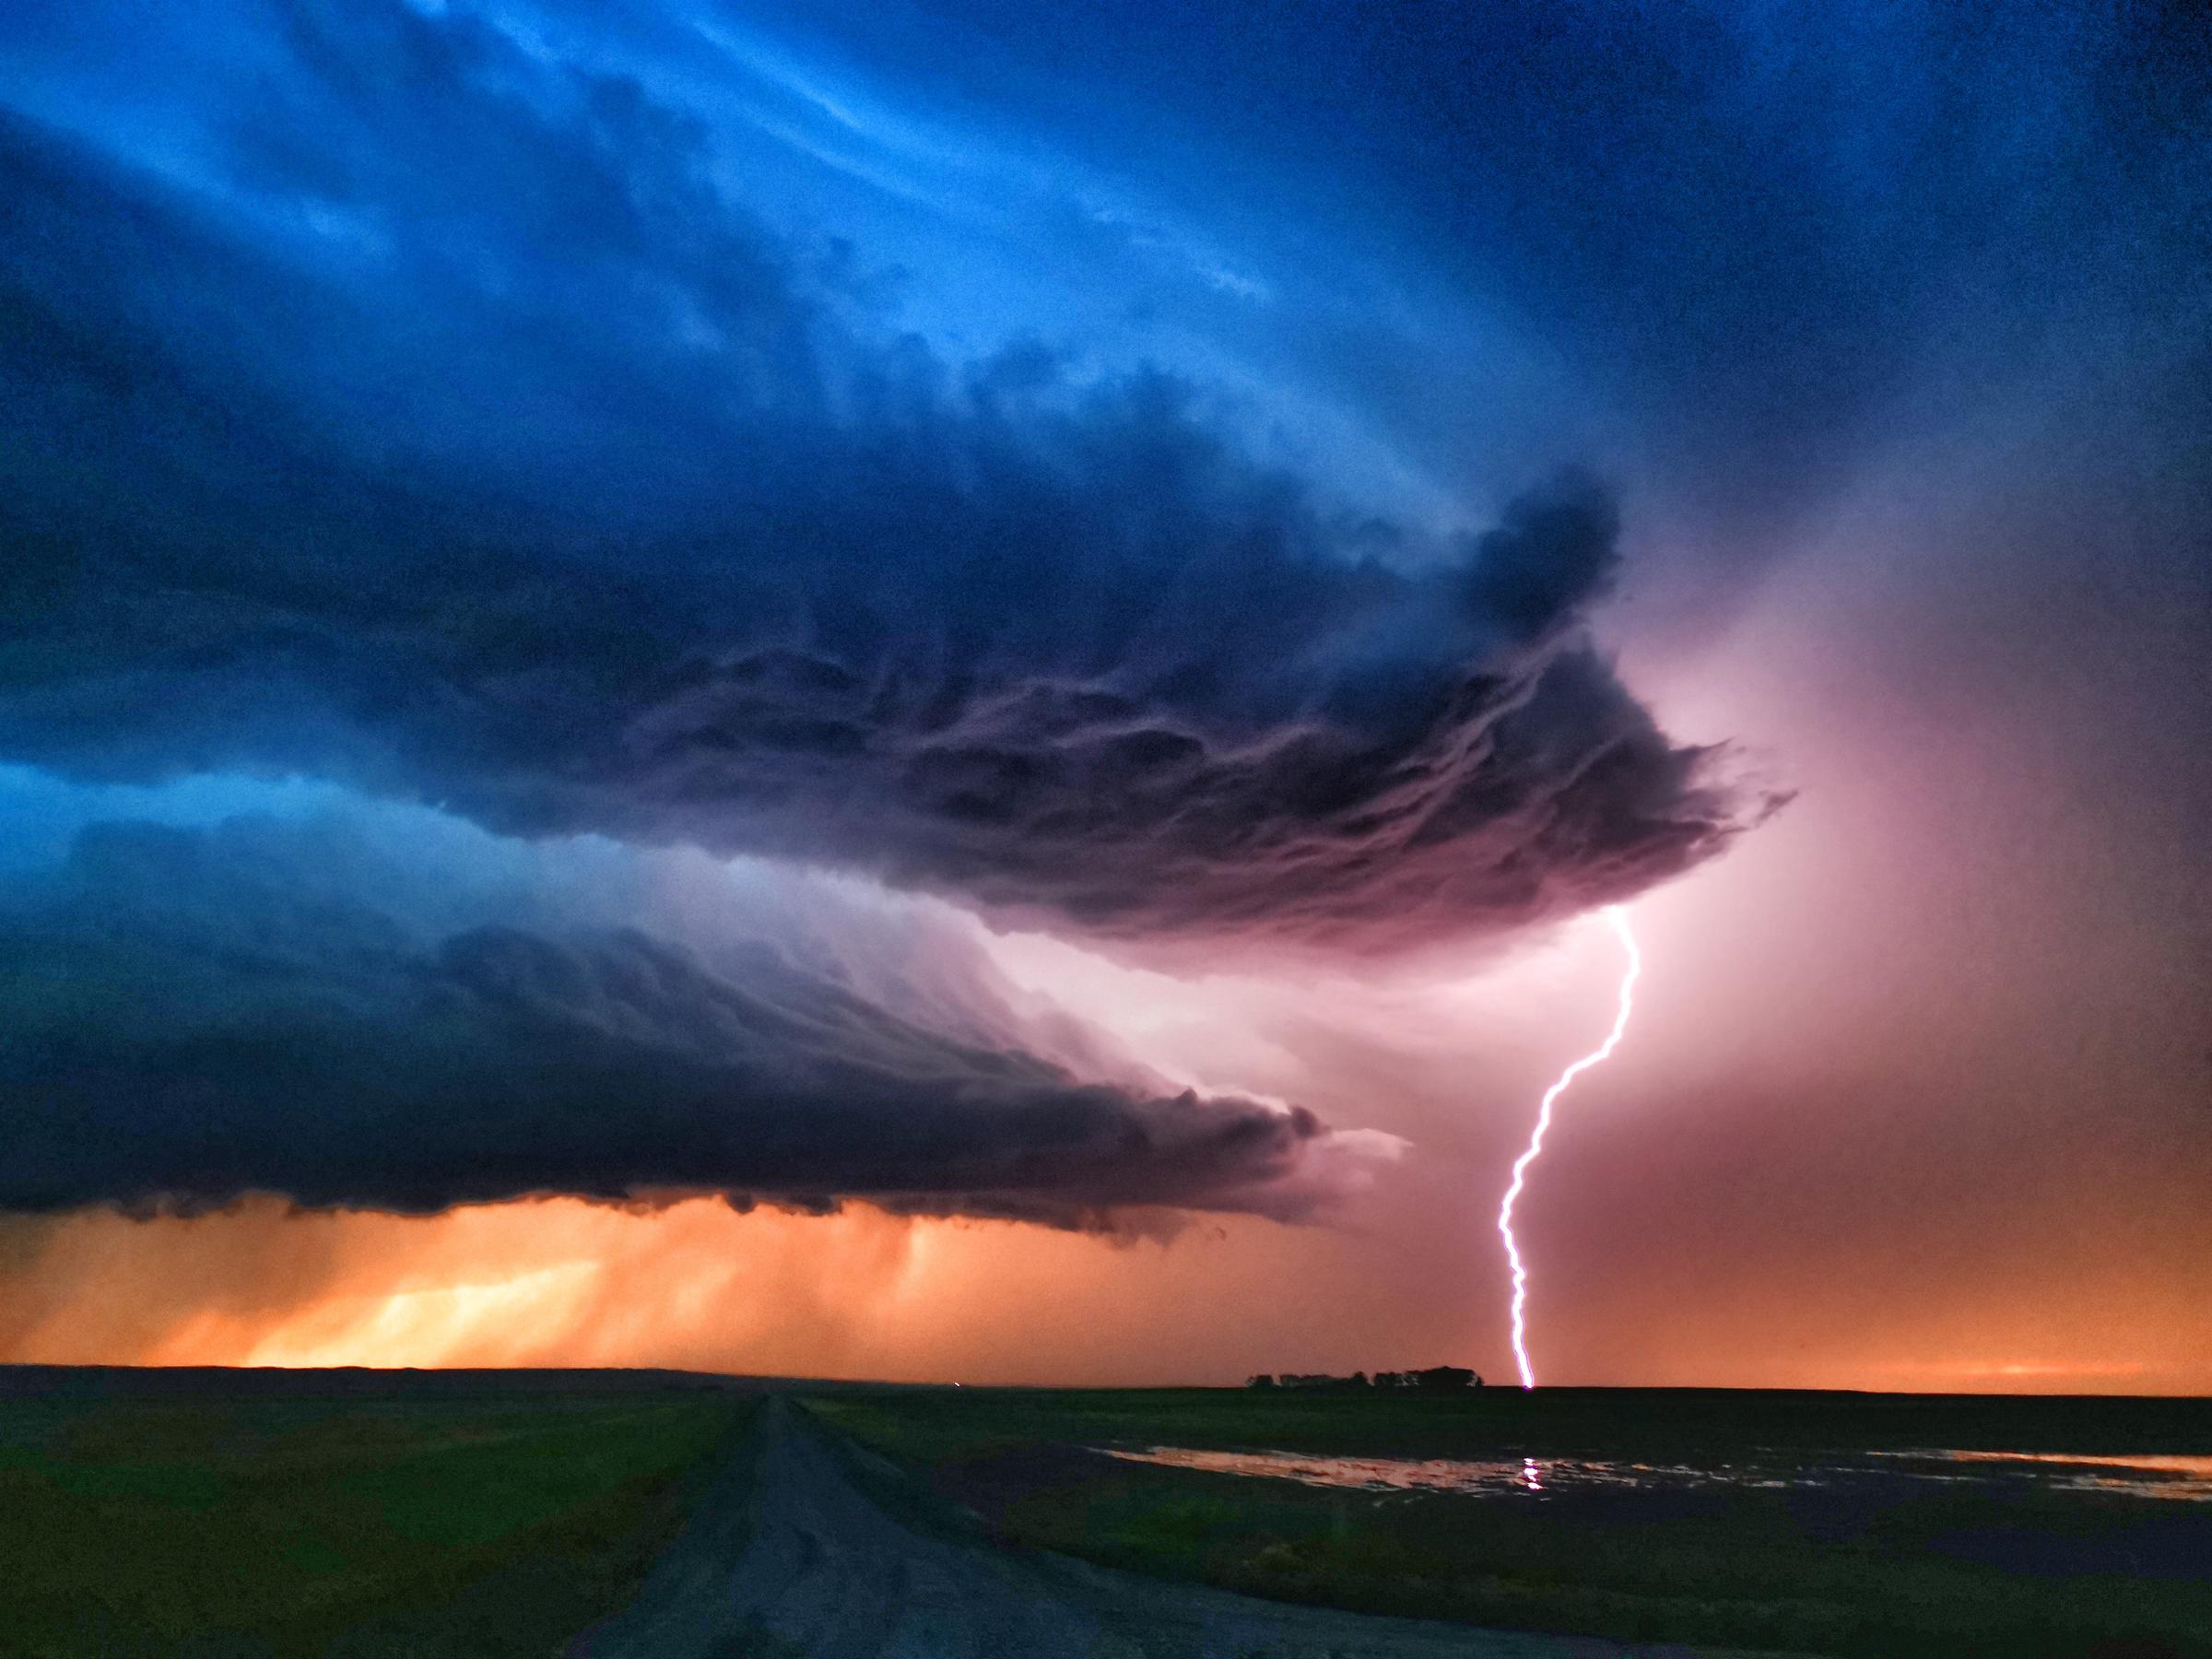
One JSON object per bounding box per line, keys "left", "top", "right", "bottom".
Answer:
{"left": 2, "top": 1190, "right": 2206, "bottom": 1395}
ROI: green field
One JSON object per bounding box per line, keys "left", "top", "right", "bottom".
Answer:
{"left": 6, "top": 1371, "right": 2207, "bottom": 1657}
{"left": 0, "top": 1371, "right": 750, "bottom": 1658}
{"left": 810, "top": 1386, "right": 2212, "bottom": 1658}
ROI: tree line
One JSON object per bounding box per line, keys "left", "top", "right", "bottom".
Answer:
{"left": 1246, "top": 1366, "right": 1481, "bottom": 1390}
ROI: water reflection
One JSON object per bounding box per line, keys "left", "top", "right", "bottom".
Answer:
{"left": 1880, "top": 1449, "right": 2212, "bottom": 1501}
{"left": 1102, "top": 1447, "right": 1717, "bottom": 1496}
{"left": 1101, "top": 1444, "right": 2212, "bottom": 1502}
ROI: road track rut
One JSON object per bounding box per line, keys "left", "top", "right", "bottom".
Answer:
{"left": 568, "top": 1398, "right": 1753, "bottom": 1659}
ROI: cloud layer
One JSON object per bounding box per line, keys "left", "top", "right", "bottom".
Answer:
{"left": 0, "top": 807, "right": 1382, "bottom": 1222}
{"left": 0, "top": 0, "right": 1764, "bottom": 958}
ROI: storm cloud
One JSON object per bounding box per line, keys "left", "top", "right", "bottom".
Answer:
{"left": 0, "top": 809, "right": 1382, "bottom": 1222}
{"left": 0, "top": 0, "right": 1766, "bottom": 958}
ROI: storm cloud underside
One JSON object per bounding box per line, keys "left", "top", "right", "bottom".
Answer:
{"left": 0, "top": 1, "right": 1760, "bottom": 962}
{"left": 0, "top": 806, "right": 1384, "bottom": 1221}
{"left": 0, "top": 0, "right": 1782, "bottom": 1229}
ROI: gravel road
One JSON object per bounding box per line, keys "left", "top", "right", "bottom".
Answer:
{"left": 565, "top": 1397, "right": 1756, "bottom": 1659}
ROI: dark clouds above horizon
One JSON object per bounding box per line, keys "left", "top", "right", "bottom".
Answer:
{"left": 0, "top": 798, "right": 1388, "bottom": 1222}
{"left": 0, "top": 0, "right": 2203, "bottom": 1240}
{"left": 0, "top": 0, "right": 1768, "bottom": 955}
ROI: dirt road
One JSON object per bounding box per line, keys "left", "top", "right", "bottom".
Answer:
{"left": 566, "top": 1397, "right": 1746, "bottom": 1659}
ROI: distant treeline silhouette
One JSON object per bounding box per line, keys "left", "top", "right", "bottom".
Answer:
{"left": 1246, "top": 1366, "right": 1481, "bottom": 1390}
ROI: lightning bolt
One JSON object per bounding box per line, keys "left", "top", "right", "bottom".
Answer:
{"left": 1497, "top": 904, "right": 1641, "bottom": 1391}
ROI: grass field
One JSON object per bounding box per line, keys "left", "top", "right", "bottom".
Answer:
{"left": 6, "top": 1371, "right": 2206, "bottom": 1657}
{"left": 0, "top": 1370, "right": 751, "bottom": 1658}
{"left": 811, "top": 1386, "right": 2212, "bottom": 1658}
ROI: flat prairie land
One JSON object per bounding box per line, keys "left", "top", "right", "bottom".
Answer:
{"left": 0, "top": 1367, "right": 752, "bottom": 1658}
{"left": 6, "top": 1371, "right": 2207, "bottom": 1657}
{"left": 809, "top": 1385, "right": 2212, "bottom": 1658}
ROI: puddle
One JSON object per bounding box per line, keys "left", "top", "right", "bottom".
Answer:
{"left": 1100, "top": 1447, "right": 1779, "bottom": 1497}
{"left": 1876, "top": 1449, "right": 2212, "bottom": 1501}
{"left": 1101, "top": 1445, "right": 2212, "bottom": 1502}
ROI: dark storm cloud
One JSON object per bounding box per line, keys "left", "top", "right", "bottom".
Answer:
{"left": 0, "top": 814, "right": 1368, "bottom": 1222}
{"left": 0, "top": 0, "right": 1767, "bottom": 957}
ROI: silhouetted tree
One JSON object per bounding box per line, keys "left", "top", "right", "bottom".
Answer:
{"left": 1412, "top": 1365, "right": 1478, "bottom": 1391}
